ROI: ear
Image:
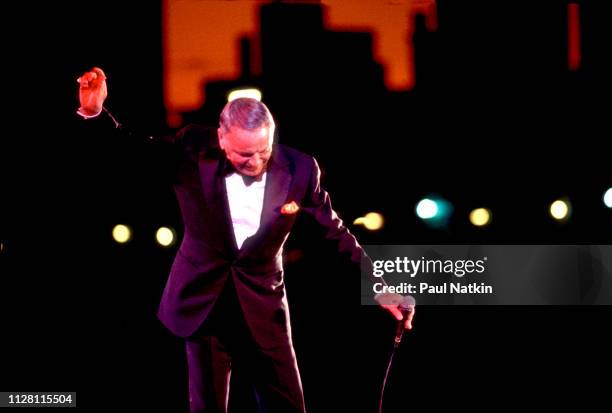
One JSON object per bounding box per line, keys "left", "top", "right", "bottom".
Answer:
{"left": 217, "top": 127, "right": 225, "bottom": 150}
{"left": 269, "top": 124, "right": 277, "bottom": 145}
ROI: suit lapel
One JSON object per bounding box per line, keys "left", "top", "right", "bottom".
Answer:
{"left": 260, "top": 150, "right": 292, "bottom": 232}
{"left": 240, "top": 147, "right": 292, "bottom": 253}
{"left": 198, "top": 153, "right": 239, "bottom": 254}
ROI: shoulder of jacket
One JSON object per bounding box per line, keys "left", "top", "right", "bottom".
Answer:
{"left": 276, "top": 144, "right": 315, "bottom": 165}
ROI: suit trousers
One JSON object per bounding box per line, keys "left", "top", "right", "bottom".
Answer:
{"left": 185, "top": 277, "right": 306, "bottom": 413}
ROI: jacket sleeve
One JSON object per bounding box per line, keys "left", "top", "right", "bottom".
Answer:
{"left": 300, "top": 157, "right": 375, "bottom": 281}
{"left": 300, "top": 158, "right": 389, "bottom": 305}
{"left": 76, "top": 108, "right": 215, "bottom": 183}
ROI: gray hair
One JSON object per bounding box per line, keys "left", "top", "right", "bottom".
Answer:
{"left": 219, "top": 98, "right": 275, "bottom": 132}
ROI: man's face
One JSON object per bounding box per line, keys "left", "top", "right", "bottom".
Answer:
{"left": 218, "top": 125, "right": 273, "bottom": 177}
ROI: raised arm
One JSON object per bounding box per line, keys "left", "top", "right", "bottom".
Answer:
{"left": 75, "top": 66, "right": 170, "bottom": 141}
{"left": 74, "top": 66, "right": 187, "bottom": 183}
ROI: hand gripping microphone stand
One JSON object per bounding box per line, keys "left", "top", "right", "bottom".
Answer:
{"left": 376, "top": 294, "right": 415, "bottom": 413}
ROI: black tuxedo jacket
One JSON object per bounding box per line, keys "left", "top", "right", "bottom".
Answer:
{"left": 156, "top": 124, "right": 366, "bottom": 348}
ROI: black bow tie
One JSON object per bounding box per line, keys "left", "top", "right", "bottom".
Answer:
{"left": 240, "top": 174, "right": 262, "bottom": 186}
{"left": 222, "top": 159, "right": 263, "bottom": 186}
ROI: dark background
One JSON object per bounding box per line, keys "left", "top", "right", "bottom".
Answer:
{"left": 2, "top": 0, "right": 611, "bottom": 411}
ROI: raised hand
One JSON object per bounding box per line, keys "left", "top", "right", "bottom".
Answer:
{"left": 77, "top": 67, "right": 108, "bottom": 117}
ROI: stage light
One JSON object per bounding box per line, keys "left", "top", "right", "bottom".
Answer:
{"left": 156, "top": 227, "right": 176, "bottom": 247}
{"left": 550, "top": 199, "right": 571, "bottom": 221}
{"left": 353, "top": 212, "right": 384, "bottom": 231}
{"left": 469, "top": 208, "right": 491, "bottom": 227}
{"left": 416, "top": 198, "right": 438, "bottom": 219}
{"left": 416, "top": 196, "right": 453, "bottom": 228}
{"left": 112, "top": 224, "right": 132, "bottom": 244}
{"left": 227, "top": 88, "right": 262, "bottom": 102}
{"left": 604, "top": 187, "right": 612, "bottom": 208}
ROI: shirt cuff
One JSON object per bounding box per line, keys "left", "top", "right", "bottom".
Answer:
{"left": 76, "top": 107, "right": 102, "bottom": 119}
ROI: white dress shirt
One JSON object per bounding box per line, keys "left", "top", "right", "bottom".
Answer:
{"left": 225, "top": 172, "right": 267, "bottom": 249}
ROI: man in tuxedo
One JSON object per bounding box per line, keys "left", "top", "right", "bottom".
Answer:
{"left": 77, "top": 67, "right": 413, "bottom": 413}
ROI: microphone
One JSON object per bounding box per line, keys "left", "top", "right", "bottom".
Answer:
{"left": 394, "top": 295, "right": 415, "bottom": 348}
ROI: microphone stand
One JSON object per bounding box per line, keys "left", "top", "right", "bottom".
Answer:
{"left": 378, "top": 300, "right": 413, "bottom": 413}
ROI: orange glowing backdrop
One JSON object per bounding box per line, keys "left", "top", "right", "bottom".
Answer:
{"left": 163, "top": 0, "right": 437, "bottom": 124}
